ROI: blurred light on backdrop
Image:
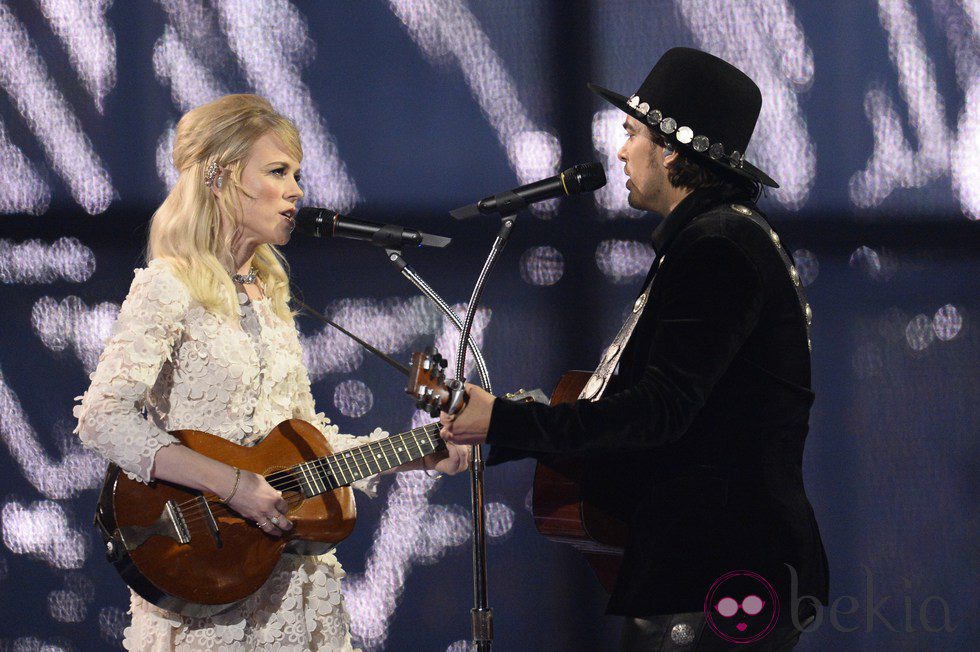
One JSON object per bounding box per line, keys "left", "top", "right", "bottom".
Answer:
{"left": 1, "top": 500, "right": 87, "bottom": 570}
{"left": 905, "top": 313, "right": 936, "bottom": 351}
{"left": 792, "top": 248, "right": 819, "bottom": 287}
{"left": 932, "top": 304, "right": 963, "bottom": 341}
{"left": 0, "top": 3, "right": 114, "bottom": 214}
{"left": 0, "top": 238, "right": 95, "bottom": 285}
{"left": 519, "top": 245, "right": 565, "bottom": 286}
{"left": 334, "top": 379, "right": 375, "bottom": 418}
{"left": 595, "top": 239, "right": 655, "bottom": 283}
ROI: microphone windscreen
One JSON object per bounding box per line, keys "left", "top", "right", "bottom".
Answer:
{"left": 449, "top": 203, "right": 482, "bottom": 220}
{"left": 573, "top": 162, "right": 607, "bottom": 192}
{"left": 295, "top": 207, "right": 332, "bottom": 237}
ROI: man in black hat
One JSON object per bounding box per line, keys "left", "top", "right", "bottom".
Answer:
{"left": 440, "top": 48, "right": 829, "bottom": 650}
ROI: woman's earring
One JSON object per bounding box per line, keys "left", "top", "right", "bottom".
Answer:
{"left": 215, "top": 176, "right": 223, "bottom": 189}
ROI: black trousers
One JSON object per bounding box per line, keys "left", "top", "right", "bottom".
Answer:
{"left": 620, "top": 608, "right": 814, "bottom": 651}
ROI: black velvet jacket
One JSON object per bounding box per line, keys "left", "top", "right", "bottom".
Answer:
{"left": 487, "top": 185, "right": 829, "bottom": 617}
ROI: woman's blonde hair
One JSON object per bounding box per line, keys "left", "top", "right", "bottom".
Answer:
{"left": 148, "top": 94, "right": 301, "bottom": 322}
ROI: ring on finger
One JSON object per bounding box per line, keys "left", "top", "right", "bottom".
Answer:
{"left": 270, "top": 515, "right": 280, "bottom": 525}
{"left": 257, "top": 521, "right": 270, "bottom": 528}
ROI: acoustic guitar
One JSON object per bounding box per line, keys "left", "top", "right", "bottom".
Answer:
{"left": 95, "top": 418, "right": 443, "bottom": 617}
{"left": 407, "top": 349, "right": 627, "bottom": 592}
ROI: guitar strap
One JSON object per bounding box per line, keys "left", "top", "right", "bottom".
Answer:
{"left": 579, "top": 255, "right": 663, "bottom": 401}
{"left": 733, "top": 206, "right": 814, "bottom": 350}
{"left": 578, "top": 203, "right": 813, "bottom": 402}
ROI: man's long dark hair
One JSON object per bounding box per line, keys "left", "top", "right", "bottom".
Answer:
{"left": 648, "top": 127, "right": 762, "bottom": 202}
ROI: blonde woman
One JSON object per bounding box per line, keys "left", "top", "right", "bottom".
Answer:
{"left": 74, "top": 94, "right": 469, "bottom": 650}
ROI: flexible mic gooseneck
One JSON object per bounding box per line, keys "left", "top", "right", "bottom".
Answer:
{"left": 450, "top": 162, "right": 607, "bottom": 219}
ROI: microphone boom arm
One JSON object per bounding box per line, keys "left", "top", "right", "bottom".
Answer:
{"left": 384, "top": 249, "right": 492, "bottom": 392}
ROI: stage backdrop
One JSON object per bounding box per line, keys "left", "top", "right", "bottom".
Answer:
{"left": 0, "top": 1, "right": 976, "bottom": 650}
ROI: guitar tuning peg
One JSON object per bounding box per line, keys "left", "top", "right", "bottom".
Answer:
{"left": 415, "top": 399, "right": 428, "bottom": 411}
{"left": 438, "top": 358, "right": 448, "bottom": 369}
{"left": 428, "top": 404, "right": 440, "bottom": 418}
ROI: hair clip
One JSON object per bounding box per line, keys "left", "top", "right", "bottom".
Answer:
{"left": 204, "top": 161, "right": 221, "bottom": 188}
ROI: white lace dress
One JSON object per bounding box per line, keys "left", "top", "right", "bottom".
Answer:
{"left": 74, "top": 259, "right": 382, "bottom": 651}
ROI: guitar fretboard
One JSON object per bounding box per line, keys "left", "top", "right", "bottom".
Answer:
{"left": 269, "top": 422, "right": 444, "bottom": 497}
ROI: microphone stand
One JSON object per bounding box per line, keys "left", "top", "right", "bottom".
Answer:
{"left": 383, "top": 247, "right": 496, "bottom": 651}
{"left": 452, "top": 211, "right": 517, "bottom": 652}
{"left": 385, "top": 210, "right": 516, "bottom": 652}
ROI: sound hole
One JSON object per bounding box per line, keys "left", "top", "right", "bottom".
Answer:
{"left": 264, "top": 466, "right": 307, "bottom": 511}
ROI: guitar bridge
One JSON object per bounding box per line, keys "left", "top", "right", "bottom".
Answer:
{"left": 115, "top": 499, "right": 191, "bottom": 552}
{"left": 197, "top": 495, "right": 222, "bottom": 549}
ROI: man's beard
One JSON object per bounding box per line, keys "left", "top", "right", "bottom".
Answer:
{"left": 626, "top": 188, "right": 640, "bottom": 209}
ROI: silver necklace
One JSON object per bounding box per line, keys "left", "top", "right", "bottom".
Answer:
{"left": 232, "top": 266, "right": 258, "bottom": 284}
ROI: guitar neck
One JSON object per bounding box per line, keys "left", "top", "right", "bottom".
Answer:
{"left": 282, "top": 422, "right": 444, "bottom": 497}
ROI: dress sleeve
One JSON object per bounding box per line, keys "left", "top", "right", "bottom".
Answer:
{"left": 290, "top": 355, "right": 387, "bottom": 498}
{"left": 73, "top": 261, "right": 189, "bottom": 483}
{"left": 486, "top": 235, "right": 764, "bottom": 455}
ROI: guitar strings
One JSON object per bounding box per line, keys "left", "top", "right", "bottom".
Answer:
{"left": 263, "top": 423, "right": 442, "bottom": 485}
{"left": 169, "top": 426, "right": 444, "bottom": 529}
{"left": 175, "top": 431, "right": 443, "bottom": 530}
{"left": 171, "top": 423, "right": 441, "bottom": 513}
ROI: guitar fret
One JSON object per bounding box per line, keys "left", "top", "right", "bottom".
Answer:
{"left": 310, "top": 459, "right": 327, "bottom": 493}
{"left": 342, "top": 450, "right": 358, "bottom": 481}
{"left": 310, "top": 458, "right": 330, "bottom": 491}
{"left": 298, "top": 462, "right": 315, "bottom": 497}
{"left": 288, "top": 423, "right": 447, "bottom": 494}
{"left": 329, "top": 455, "right": 348, "bottom": 487}
{"left": 366, "top": 442, "right": 382, "bottom": 474}
{"left": 348, "top": 449, "right": 365, "bottom": 481}
{"left": 299, "top": 462, "right": 312, "bottom": 495}
{"left": 312, "top": 460, "right": 327, "bottom": 494}
{"left": 359, "top": 446, "right": 374, "bottom": 475}
{"left": 378, "top": 441, "right": 392, "bottom": 468}
{"left": 338, "top": 454, "right": 353, "bottom": 485}
{"left": 339, "top": 449, "right": 356, "bottom": 483}
{"left": 390, "top": 433, "right": 405, "bottom": 465}
{"left": 412, "top": 429, "right": 425, "bottom": 458}
{"left": 310, "top": 461, "right": 324, "bottom": 495}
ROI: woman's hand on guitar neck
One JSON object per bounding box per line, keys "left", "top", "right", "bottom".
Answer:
{"left": 439, "top": 383, "right": 495, "bottom": 446}
{"left": 224, "top": 470, "right": 293, "bottom": 537}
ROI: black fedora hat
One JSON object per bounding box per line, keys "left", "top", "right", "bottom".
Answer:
{"left": 588, "top": 47, "right": 778, "bottom": 188}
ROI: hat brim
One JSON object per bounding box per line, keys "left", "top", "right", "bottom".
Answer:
{"left": 587, "top": 82, "right": 779, "bottom": 189}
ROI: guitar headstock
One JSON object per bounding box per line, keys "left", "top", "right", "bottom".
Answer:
{"left": 406, "top": 346, "right": 452, "bottom": 417}
{"left": 502, "top": 388, "right": 550, "bottom": 405}
{"left": 406, "top": 347, "right": 549, "bottom": 417}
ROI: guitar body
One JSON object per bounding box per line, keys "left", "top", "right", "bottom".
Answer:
{"left": 96, "top": 419, "right": 355, "bottom": 617}
{"left": 531, "top": 371, "right": 628, "bottom": 592}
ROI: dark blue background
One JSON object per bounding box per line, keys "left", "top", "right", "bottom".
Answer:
{"left": 0, "top": 1, "right": 976, "bottom": 650}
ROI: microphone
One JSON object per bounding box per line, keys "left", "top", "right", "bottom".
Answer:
{"left": 450, "top": 162, "right": 606, "bottom": 219}
{"left": 294, "top": 207, "right": 451, "bottom": 249}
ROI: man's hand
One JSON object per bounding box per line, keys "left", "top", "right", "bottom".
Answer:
{"left": 425, "top": 441, "right": 472, "bottom": 475}
{"left": 440, "top": 383, "right": 495, "bottom": 446}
